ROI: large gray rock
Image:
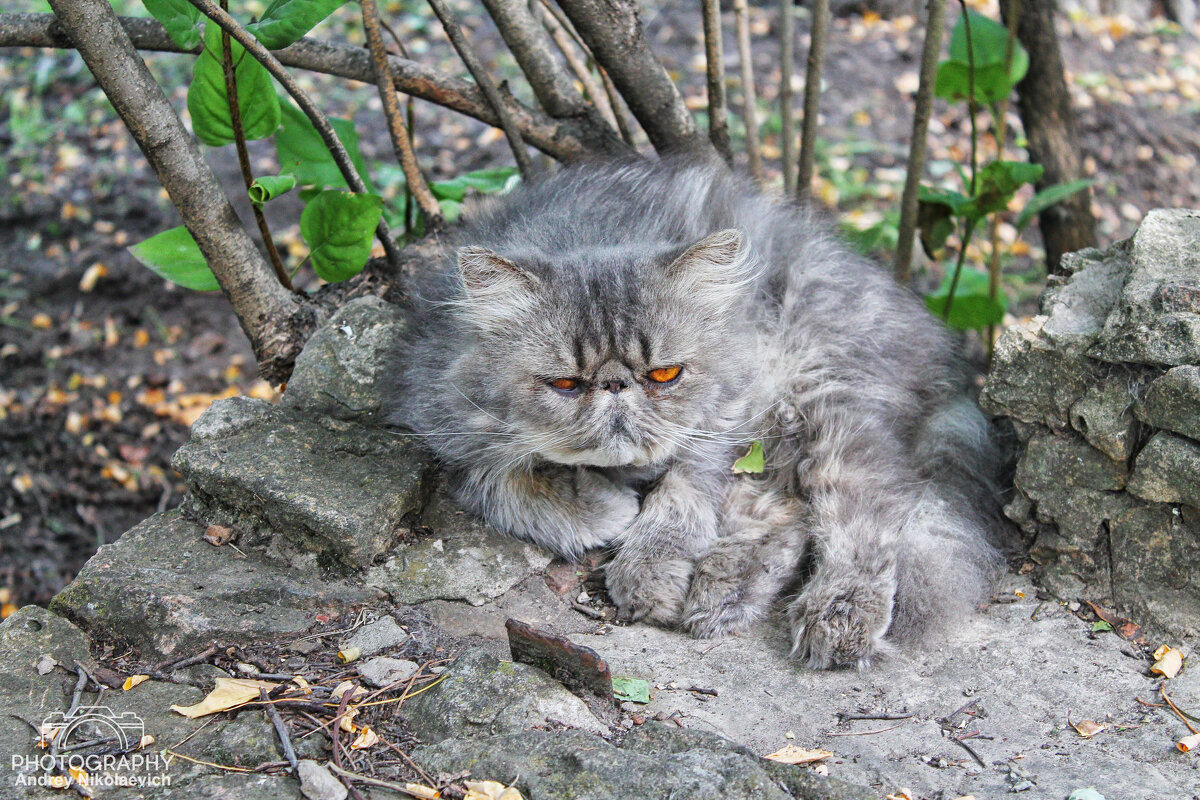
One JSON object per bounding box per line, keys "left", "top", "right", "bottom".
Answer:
{"left": 1110, "top": 505, "right": 1200, "bottom": 638}
{"left": 1136, "top": 365, "right": 1200, "bottom": 440}
{"left": 402, "top": 647, "right": 606, "bottom": 741}
{"left": 174, "top": 401, "right": 435, "bottom": 568}
{"left": 1087, "top": 209, "right": 1200, "bottom": 366}
{"left": 51, "top": 511, "right": 375, "bottom": 660}
{"left": 282, "top": 296, "right": 407, "bottom": 422}
{"left": 1040, "top": 245, "right": 1130, "bottom": 353}
{"left": 1126, "top": 431, "right": 1200, "bottom": 507}
{"left": 1068, "top": 375, "right": 1138, "bottom": 463}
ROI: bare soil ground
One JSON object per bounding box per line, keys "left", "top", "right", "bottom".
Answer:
{"left": 3, "top": 0, "right": 1200, "bottom": 610}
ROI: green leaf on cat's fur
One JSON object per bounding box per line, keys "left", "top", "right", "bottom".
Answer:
{"left": 612, "top": 676, "right": 650, "bottom": 704}
{"left": 732, "top": 440, "right": 765, "bottom": 474}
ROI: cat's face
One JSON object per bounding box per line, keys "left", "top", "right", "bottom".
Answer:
{"left": 452, "top": 230, "right": 755, "bottom": 469}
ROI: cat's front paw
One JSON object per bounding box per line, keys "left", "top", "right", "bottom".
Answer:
{"left": 605, "top": 551, "right": 693, "bottom": 626}
{"left": 572, "top": 470, "right": 640, "bottom": 551}
{"left": 788, "top": 578, "right": 895, "bottom": 670}
{"left": 681, "top": 559, "right": 760, "bottom": 639}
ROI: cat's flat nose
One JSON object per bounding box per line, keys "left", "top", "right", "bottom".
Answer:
{"left": 602, "top": 379, "right": 627, "bottom": 394}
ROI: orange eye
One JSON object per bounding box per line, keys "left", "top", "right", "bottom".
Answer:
{"left": 550, "top": 378, "right": 579, "bottom": 392}
{"left": 647, "top": 365, "right": 682, "bottom": 383}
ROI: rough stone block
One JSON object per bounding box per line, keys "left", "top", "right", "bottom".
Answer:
{"left": 1127, "top": 431, "right": 1200, "bottom": 507}
{"left": 1088, "top": 209, "right": 1200, "bottom": 366}
{"left": 1068, "top": 375, "right": 1139, "bottom": 463}
{"left": 173, "top": 402, "right": 434, "bottom": 568}
{"left": 979, "top": 318, "right": 1099, "bottom": 427}
{"left": 50, "top": 511, "right": 375, "bottom": 660}
{"left": 1110, "top": 504, "right": 1200, "bottom": 639}
{"left": 1016, "top": 430, "right": 1127, "bottom": 493}
{"left": 282, "top": 296, "right": 407, "bottom": 422}
{"left": 1040, "top": 245, "right": 1130, "bottom": 353}
{"left": 1136, "top": 365, "right": 1200, "bottom": 441}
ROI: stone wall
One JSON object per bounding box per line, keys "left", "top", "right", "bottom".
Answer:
{"left": 981, "top": 209, "right": 1200, "bottom": 639}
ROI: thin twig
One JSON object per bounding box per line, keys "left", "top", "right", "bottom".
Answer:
{"left": 597, "top": 67, "right": 635, "bottom": 146}
{"left": 733, "top": 0, "right": 762, "bottom": 180}
{"left": 535, "top": 0, "right": 618, "bottom": 129}
{"left": 260, "top": 687, "right": 299, "bottom": 773}
{"left": 425, "top": 0, "right": 535, "bottom": 178}
{"left": 701, "top": 0, "right": 732, "bottom": 162}
{"left": 361, "top": 0, "right": 443, "bottom": 231}
{"left": 949, "top": 734, "right": 986, "bottom": 767}
{"left": 571, "top": 601, "right": 604, "bottom": 619}
{"left": 796, "top": 0, "right": 830, "bottom": 200}
{"left": 154, "top": 644, "right": 217, "bottom": 677}
{"left": 1162, "top": 685, "right": 1200, "bottom": 734}
{"left": 826, "top": 721, "right": 909, "bottom": 736}
{"left": 331, "top": 689, "right": 367, "bottom": 800}
{"left": 894, "top": 0, "right": 949, "bottom": 282}
{"left": 217, "top": 0, "right": 291, "bottom": 290}
{"left": 185, "top": 0, "right": 403, "bottom": 270}
{"left": 780, "top": 0, "right": 797, "bottom": 194}
{"left": 838, "top": 711, "right": 916, "bottom": 721}
{"left": 942, "top": 0, "right": 980, "bottom": 323}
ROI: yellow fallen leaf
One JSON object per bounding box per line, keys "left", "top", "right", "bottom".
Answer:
{"left": 32, "top": 313, "right": 52, "bottom": 329}
{"left": 47, "top": 774, "right": 69, "bottom": 789}
{"left": 339, "top": 707, "right": 359, "bottom": 733}
{"left": 464, "top": 780, "right": 524, "bottom": 800}
{"left": 350, "top": 725, "right": 379, "bottom": 750}
{"left": 403, "top": 785, "right": 441, "bottom": 800}
{"left": 763, "top": 744, "right": 834, "bottom": 764}
{"left": 291, "top": 676, "right": 311, "bottom": 693}
{"left": 338, "top": 647, "right": 361, "bottom": 664}
{"left": 885, "top": 791, "right": 913, "bottom": 800}
{"left": 123, "top": 675, "right": 150, "bottom": 691}
{"left": 68, "top": 766, "right": 88, "bottom": 786}
{"left": 78, "top": 263, "right": 107, "bottom": 292}
{"left": 0, "top": 602, "right": 16, "bottom": 619}
{"left": 170, "top": 677, "right": 277, "bottom": 718}
{"left": 1073, "top": 719, "right": 1106, "bottom": 738}
{"left": 138, "top": 734, "right": 155, "bottom": 749}
{"left": 1151, "top": 646, "right": 1184, "bottom": 679}
{"left": 1178, "top": 732, "right": 1200, "bottom": 752}
{"left": 331, "top": 680, "right": 369, "bottom": 702}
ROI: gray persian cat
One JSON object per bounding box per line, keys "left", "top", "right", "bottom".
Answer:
{"left": 392, "top": 158, "right": 1001, "bottom": 669}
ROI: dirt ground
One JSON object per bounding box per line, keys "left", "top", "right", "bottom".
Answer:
{"left": 2, "top": 0, "right": 1200, "bottom": 610}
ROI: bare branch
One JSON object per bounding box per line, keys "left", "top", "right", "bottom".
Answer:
{"left": 733, "top": 0, "right": 762, "bottom": 181}
{"left": 797, "top": 0, "right": 830, "bottom": 202}
{"left": 0, "top": 12, "right": 627, "bottom": 162}
{"left": 894, "top": 0, "right": 947, "bottom": 283}
{"left": 701, "top": 0, "right": 732, "bottom": 163}
{"left": 184, "top": 0, "right": 404, "bottom": 270}
{"left": 535, "top": 0, "right": 619, "bottom": 131}
{"left": 598, "top": 65, "right": 636, "bottom": 146}
{"left": 360, "top": 0, "right": 443, "bottom": 229}
{"left": 42, "top": 0, "right": 318, "bottom": 381}
{"left": 556, "top": 0, "right": 708, "bottom": 155}
{"left": 480, "top": 0, "right": 584, "bottom": 119}
{"left": 426, "top": 0, "right": 536, "bottom": 178}
{"left": 780, "top": 0, "right": 797, "bottom": 195}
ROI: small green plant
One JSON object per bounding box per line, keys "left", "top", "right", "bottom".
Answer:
{"left": 126, "top": 0, "right": 517, "bottom": 292}
{"left": 917, "top": 7, "right": 1091, "bottom": 334}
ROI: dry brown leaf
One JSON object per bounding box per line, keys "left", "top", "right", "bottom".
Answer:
{"left": 337, "top": 647, "right": 361, "bottom": 664}
{"left": 763, "top": 744, "right": 834, "bottom": 765}
{"left": 123, "top": 675, "right": 149, "bottom": 691}
{"left": 1178, "top": 732, "right": 1200, "bottom": 753}
{"left": 138, "top": 734, "right": 155, "bottom": 749}
{"left": 203, "top": 525, "right": 235, "bottom": 546}
{"left": 1151, "top": 645, "right": 1184, "bottom": 679}
{"left": 464, "top": 780, "right": 524, "bottom": 800}
{"left": 885, "top": 790, "right": 913, "bottom": 800}
{"left": 1073, "top": 719, "right": 1106, "bottom": 738}
{"left": 331, "top": 680, "right": 368, "bottom": 701}
{"left": 338, "top": 707, "right": 359, "bottom": 733}
{"left": 1085, "top": 601, "right": 1143, "bottom": 642}
{"left": 349, "top": 725, "right": 379, "bottom": 750}
{"left": 170, "top": 677, "right": 277, "bottom": 718}
{"left": 403, "top": 785, "right": 441, "bottom": 800}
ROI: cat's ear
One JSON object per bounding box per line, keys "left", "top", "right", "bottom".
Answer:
{"left": 667, "top": 229, "right": 750, "bottom": 308}
{"left": 455, "top": 246, "right": 540, "bottom": 332}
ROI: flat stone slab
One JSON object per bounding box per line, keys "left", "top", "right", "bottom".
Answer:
{"left": 173, "top": 399, "right": 435, "bottom": 568}
{"left": 51, "top": 510, "right": 377, "bottom": 660}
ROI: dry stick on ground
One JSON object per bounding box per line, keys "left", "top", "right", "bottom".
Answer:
{"left": 893, "top": 0, "right": 949, "bottom": 283}
{"left": 360, "top": 0, "right": 442, "bottom": 230}
{"left": 999, "top": 0, "right": 1096, "bottom": 274}
{"left": 1, "top": 13, "right": 622, "bottom": 162}
{"left": 780, "top": 0, "right": 797, "bottom": 194}
{"left": 556, "top": 0, "right": 708, "bottom": 155}
{"left": 701, "top": 0, "right": 733, "bottom": 163}
{"left": 217, "top": 0, "right": 291, "bottom": 291}
{"left": 42, "top": 0, "right": 318, "bottom": 383}
{"left": 534, "top": 0, "right": 619, "bottom": 130}
{"left": 185, "top": 0, "right": 403, "bottom": 272}
{"left": 796, "top": 0, "right": 830, "bottom": 201}
{"left": 259, "top": 687, "right": 299, "bottom": 773}
{"left": 732, "top": 0, "right": 762, "bottom": 181}
{"left": 426, "top": 0, "right": 535, "bottom": 179}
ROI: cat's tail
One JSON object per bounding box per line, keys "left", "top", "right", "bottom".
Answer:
{"left": 890, "top": 397, "right": 1006, "bottom": 641}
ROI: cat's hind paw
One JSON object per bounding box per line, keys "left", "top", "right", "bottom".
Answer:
{"left": 605, "top": 553, "right": 692, "bottom": 625}
{"left": 681, "top": 566, "right": 768, "bottom": 639}
{"left": 787, "top": 580, "right": 895, "bottom": 670}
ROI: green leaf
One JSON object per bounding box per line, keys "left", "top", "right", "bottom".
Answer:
{"left": 249, "top": 174, "right": 297, "bottom": 205}
{"left": 935, "top": 10, "right": 1029, "bottom": 104}
{"left": 732, "top": 440, "right": 765, "bottom": 474}
{"left": 916, "top": 186, "right": 971, "bottom": 257}
{"left": 142, "top": 0, "right": 202, "bottom": 49}
{"left": 275, "top": 99, "right": 373, "bottom": 193}
{"left": 973, "top": 160, "right": 1044, "bottom": 216}
{"left": 1016, "top": 179, "right": 1095, "bottom": 232}
{"left": 923, "top": 266, "right": 1007, "bottom": 331}
{"left": 300, "top": 190, "right": 383, "bottom": 282}
{"left": 128, "top": 226, "right": 220, "bottom": 291}
{"left": 247, "top": 0, "right": 348, "bottom": 50}
{"left": 612, "top": 676, "right": 650, "bottom": 704}
{"left": 1091, "top": 620, "right": 1114, "bottom": 633}
{"left": 187, "top": 23, "right": 281, "bottom": 146}
{"left": 430, "top": 166, "right": 521, "bottom": 202}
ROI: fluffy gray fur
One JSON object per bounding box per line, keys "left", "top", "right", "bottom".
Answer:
{"left": 390, "top": 158, "right": 1001, "bottom": 669}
